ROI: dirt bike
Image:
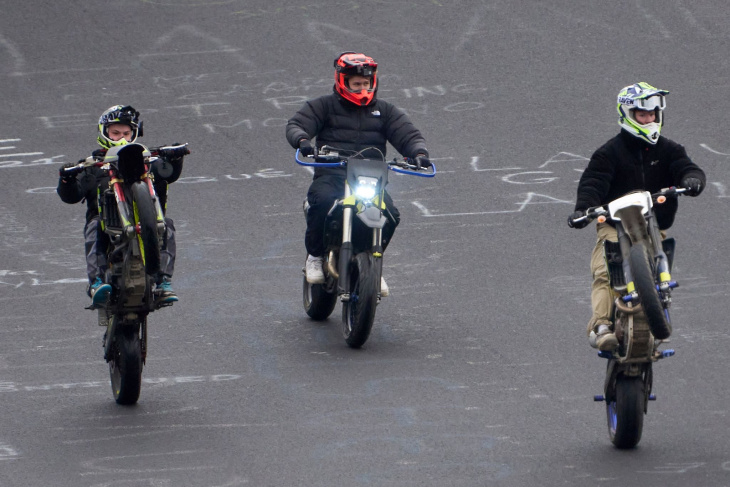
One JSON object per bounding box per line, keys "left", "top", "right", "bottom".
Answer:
{"left": 571, "top": 187, "right": 687, "bottom": 448}
{"left": 61, "top": 142, "right": 189, "bottom": 405}
{"left": 295, "top": 146, "right": 436, "bottom": 348}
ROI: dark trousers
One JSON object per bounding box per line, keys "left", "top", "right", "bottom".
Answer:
{"left": 305, "top": 174, "right": 400, "bottom": 257}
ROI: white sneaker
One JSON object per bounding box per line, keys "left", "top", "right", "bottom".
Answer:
{"left": 305, "top": 255, "right": 325, "bottom": 284}
{"left": 380, "top": 276, "right": 389, "bottom": 297}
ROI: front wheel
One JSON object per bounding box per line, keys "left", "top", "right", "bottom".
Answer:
{"left": 629, "top": 243, "right": 671, "bottom": 339}
{"left": 342, "top": 252, "right": 378, "bottom": 348}
{"left": 607, "top": 375, "right": 645, "bottom": 448}
{"left": 131, "top": 181, "right": 161, "bottom": 276}
{"left": 109, "top": 324, "right": 143, "bottom": 405}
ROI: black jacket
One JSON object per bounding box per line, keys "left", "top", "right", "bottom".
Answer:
{"left": 286, "top": 90, "right": 428, "bottom": 176}
{"left": 574, "top": 130, "right": 705, "bottom": 230}
{"left": 57, "top": 148, "right": 184, "bottom": 223}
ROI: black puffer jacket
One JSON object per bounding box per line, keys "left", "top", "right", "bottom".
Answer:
{"left": 574, "top": 130, "right": 705, "bottom": 230}
{"left": 286, "top": 90, "right": 428, "bottom": 176}
{"left": 57, "top": 148, "right": 184, "bottom": 223}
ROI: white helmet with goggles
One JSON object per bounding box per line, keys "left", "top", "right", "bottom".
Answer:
{"left": 617, "top": 82, "right": 668, "bottom": 144}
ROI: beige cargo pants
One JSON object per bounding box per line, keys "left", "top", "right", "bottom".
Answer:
{"left": 588, "top": 223, "right": 618, "bottom": 335}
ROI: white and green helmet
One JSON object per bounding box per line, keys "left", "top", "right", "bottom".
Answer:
{"left": 617, "top": 82, "right": 668, "bottom": 144}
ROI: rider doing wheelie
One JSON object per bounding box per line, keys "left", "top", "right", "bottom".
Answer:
{"left": 285, "top": 52, "right": 431, "bottom": 296}
{"left": 567, "top": 82, "right": 705, "bottom": 351}
{"left": 57, "top": 105, "right": 188, "bottom": 307}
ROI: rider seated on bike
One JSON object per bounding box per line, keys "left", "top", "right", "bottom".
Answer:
{"left": 567, "top": 82, "right": 705, "bottom": 350}
{"left": 285, "top": 52, "right": 431, "bottom": 296}
{"left": 57, "top": 105, "right": 186, "bottom": 307}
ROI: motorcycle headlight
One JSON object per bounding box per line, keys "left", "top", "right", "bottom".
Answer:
{"left": 354, "top": 176, "right": 378, "bottom": 201}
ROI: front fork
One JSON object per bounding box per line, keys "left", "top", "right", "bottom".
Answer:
{"left": 617, "top": 217, "right": 673, "bottom": 302}
{"left": 337, "top": 189, "right": 384, "bottom": 300}
{"left": 338, "top": 185, "right": 355, "bottom": 299}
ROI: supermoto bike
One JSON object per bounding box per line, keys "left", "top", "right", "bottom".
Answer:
{"left": 571, "top": 187, "right": 688, "bottom": 448}
{"left": 61, "top": 142, "right": 189, "bottom": 405}
{"left": 295, "top": 146, "right": 436, "bottom": 348}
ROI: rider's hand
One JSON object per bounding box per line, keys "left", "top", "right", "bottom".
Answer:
{"left": 59, "top": 162, "right": 80, "bottom": 180}
{"left": 158, "top": 145, "right": 190, "bottom": 160}
{"left": 681, "top": 177, "right": 703, "bottom": 196}
{"left": 298, "top": 139, "right": 314, "bottom": 157}
{"left": 413, "top": 154, "right": 432, "bottom": 170}
{"left": 567, "top": 210, "right": 589, "bottom": 229}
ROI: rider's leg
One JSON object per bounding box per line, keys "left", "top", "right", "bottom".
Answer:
{"left": 304, "top": 175, "right": 344, "bottom": 283}
{"left": 156, "top": 217, "right": 178, "bottom": 303}
{"left": 588, "top": 223, "right": 619, "bottom": 350}
{"left": 378, "top": 191, "right": 401, "bottom": 297}
{"left": 85, "top": 216, "right": 111, "bottom": 306}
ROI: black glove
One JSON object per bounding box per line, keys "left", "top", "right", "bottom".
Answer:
{"left": 681, "top": 177, "right": 702, "bottom": 196}
{"left": 158, "top": 145, "right": 190, "bottom": 160}
{"left": 567, "top": 210, "right": 589, "bottom": 229}
{"left": 298, "top": 139, "right": 314, "bottom": 157}
{"left": 59, "top": 162, "right": 81, "bottom": 180}
{"left": 413, "top": 154, "right": 432, "bottom": 170}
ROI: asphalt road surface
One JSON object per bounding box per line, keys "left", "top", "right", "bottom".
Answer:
{"left": 1, "top": 1, "right": 730, "bottom": 486}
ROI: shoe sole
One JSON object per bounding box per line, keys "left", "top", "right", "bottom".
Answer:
{"left": 597, "top": 336, "right": 619, "bottom": 351}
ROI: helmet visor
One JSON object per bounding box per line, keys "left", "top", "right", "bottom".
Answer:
{"left": 635, "top": 95, "right": 665, "bottom": 111}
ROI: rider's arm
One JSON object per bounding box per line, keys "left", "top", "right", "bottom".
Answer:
{"left": 381, "top": 102, "right": 429, "bottom": 159}
{"left": 285, "top": 97, "right": 327, "bottom": 149}
{"left": 574, "top": 144, "right": 616, "bottom": 212}
{"left": 56, "top": 158, "right": 97, "bottom": 204}
{"left": 666, "top": 140, "right": 706, "bottom": 191}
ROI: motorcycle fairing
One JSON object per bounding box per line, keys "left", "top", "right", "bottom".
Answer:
{"left": 607, "top": 191, "right": 653, "bottom": 221}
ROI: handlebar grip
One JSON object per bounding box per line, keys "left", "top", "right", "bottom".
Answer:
{"left": 157, "top": 145, "right": 190, "bottom": 159}
{"left": 60, "top": 164, "right": 84, "bottom": 177}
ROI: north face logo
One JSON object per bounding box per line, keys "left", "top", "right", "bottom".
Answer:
{"left": 371, "top": 110, "right": 381, "bottom": 116}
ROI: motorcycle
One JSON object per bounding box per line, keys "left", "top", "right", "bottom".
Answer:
{"left": 571, "top": 187, "right": 687, "bottom": 448}
{"left": 295, "top": 146, "right": 436, "bottom": 348}
{"left": 61, "top": 142, "right": 189, "bottom": 405}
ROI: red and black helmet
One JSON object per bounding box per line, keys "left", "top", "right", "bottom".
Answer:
{"left": 334, "top": 52, "right": 378, "bottom": 106}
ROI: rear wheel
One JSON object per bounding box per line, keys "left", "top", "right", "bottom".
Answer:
{"left": 303, "top": 266, "right": 337, "bottom": 320}
{"left": 342, "top": 252, "right": 378, "bottom": 348}
{"left": 607, "top": 375, "right": 645, "bottom": 448}
{"left": 131, "top": 181, "right": 161, "bottom": 276}
{"left": 629, "top": 243, "right": 671, "bottom": 339}
{"left": 109, "top": 324, "right": 143, "bottom": 405}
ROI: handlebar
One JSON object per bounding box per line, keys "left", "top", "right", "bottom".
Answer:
{"left": 151, "top": 143, "right": 190, "bottom": 159}
{"left": 60, "top": 160, "right": 98, "bottom": 177}
{"left": 60, "top": 143, "right": 190, "bottom": 178}
{"left": 569, "top": 187, "right": 688, "bottom": 226}
{"left": 295, "top": 148, "right": 436, "bottom": 178}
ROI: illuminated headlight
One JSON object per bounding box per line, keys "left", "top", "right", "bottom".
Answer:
{"left": 354, "top": 176, "right": 378, "bottom": 201}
